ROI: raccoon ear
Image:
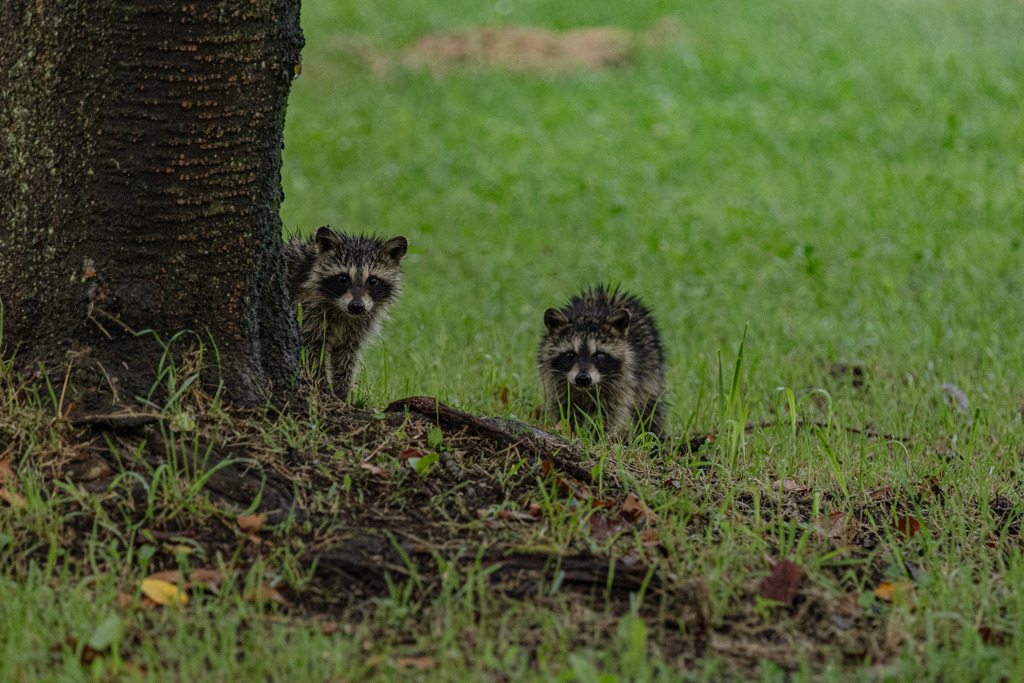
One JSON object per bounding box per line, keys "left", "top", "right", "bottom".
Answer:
{"left": 543, "top": 308, "right": 569, "bottom": 330}
{"left": 315, "top": 226, "right": 343, "bottom": 253}
{"left": 382, "top": 236, "right": 408, "bottom": 263}
{"left": 607, "top": 309, "right": 631, "bottom": 335}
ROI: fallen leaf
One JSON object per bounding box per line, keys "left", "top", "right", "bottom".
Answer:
{"left": 638, "top": 528, "right": 662, "bottom": 546}
{"left": 664, "top": 478, "right": 681, "bottom": 489}
{"left": 590, "top": 499, "right": 617, "bottom": 509}
{"left": 399, "top": 448, "right": 425, "bottom": 460}
{"left": 771, "top": 479, "right": 809, "bottom": 494}
{"left": 892, "top": 516, "right": 921, "bottom": 538}
{"left": 165, "top": 544, "right": 195, "bottom": 556}
{"left": 868, "top": 486, "right": 897, "bottom": 502}
{"left": 914, "top": 476, "right": 942, "bottom": 500}
{"left": 360, "top": 462, "right": 387, "bottom": 477}
{"left": 0, "top": 457, "right": 16, "bottom": 484}
{"left": 978, "top": 626, "right": 1006, "bottom": 646}
{"left": 0, "top": 487, "right": 26, "bottom": 508}
{"left": 622, "top": 492, "right": 659, "bottom": 524}
{"left": 496, "top": 509, "right": 540, "bottom": 522}
{"left": 244, "top": 581, "right": 287, "bottom": 605}
{"left": 237, "top": 513, "right": 267, "bottom": 533}
{"left": 814, "top": 512, "right": 849, "bottom": 543}
{"left": 319, "top": 621, "right": 341, "bottom": 635}
{"left": 396, "top": 657, "right": 436, "bottom": 670}
{"left": 588, "top": 513, "right": 632, "bottom": 540}
{"left": 873, "top": 582, "right": 896, "bottom": 601}
{"left": 144, "top": 570, "right": 182, "bottom": 584}
{"left": 64, "top": 456, "right": 112, "bottom": 482}
{"left": 758, "top": 559, "right": 802, "bottom": 606}
{"left": 555, "top": 475, "right": 592, "bottom": 500}
{"left": 141, "top": 578, "right": 188, "bottom": 606}
{"left": 189, "top": 569, "right": 225, "bottom": 590}
{"left": 873, "top": 579, "right": 914, "bottom": 602}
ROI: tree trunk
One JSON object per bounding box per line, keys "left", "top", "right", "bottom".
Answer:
{"left": 0, "top": 0, "right": 304, "bottom": 408}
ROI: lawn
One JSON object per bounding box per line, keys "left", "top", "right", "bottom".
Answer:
{"left": 4, "top": 0, "right": 1024, "bottom": 678}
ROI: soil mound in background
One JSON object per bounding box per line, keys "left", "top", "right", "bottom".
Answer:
{"left": 404, "top": 26, "right": 633, "bottom": 73}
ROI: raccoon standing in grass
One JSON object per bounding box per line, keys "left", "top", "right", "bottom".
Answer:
{"left": 538, "top": 286, "right": 667, "bottom": 438}
{"left": 284, "top": 226, "right": 408, "bottom": 398}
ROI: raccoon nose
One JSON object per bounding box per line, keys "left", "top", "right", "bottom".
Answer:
{"left": 575, "top": 372, "right": 592, "bottom": 387}
{"left": 348, "top": 300, "right": 366, "bottom": 314}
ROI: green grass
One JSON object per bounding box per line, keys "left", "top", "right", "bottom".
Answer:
{"left": 283, "top": 0, "right": 1024, "bottom": 425}
{"left": 4, "top": 0, "right": 1024, "bottom": 679}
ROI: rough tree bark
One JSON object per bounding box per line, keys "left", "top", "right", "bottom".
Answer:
{"left": 0, "top": 0, "right": 304, "bottom": 408}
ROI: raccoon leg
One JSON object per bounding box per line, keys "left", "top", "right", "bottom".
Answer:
{"left": 327, "top": 344, "right": 361, "bottom": 399}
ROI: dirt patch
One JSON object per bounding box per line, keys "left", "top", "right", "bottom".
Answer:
{"left": 333, "top": 19, "right": 690, "bottom": 77}
{"left": 404, "top": 26, "right": 633, "bottom": 73}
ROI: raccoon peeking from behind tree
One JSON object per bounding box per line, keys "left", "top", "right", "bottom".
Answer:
{"left": 538, "top": 286, "right": 667, "bottom": 439}
{"left": 284, "top": 226, "right": 408, "bottom": 399}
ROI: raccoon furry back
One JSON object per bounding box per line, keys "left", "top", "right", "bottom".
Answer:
{"left": 538, "top": 286, "right": 667, "bottom": 438}
{"left": 284, "top": 226, "right": 407, "bottom": 398}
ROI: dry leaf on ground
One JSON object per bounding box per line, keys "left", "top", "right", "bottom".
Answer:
{"left": 892, "top": 516, "right": 921, "bottom": 538}
{"left": 873, "top": 579, "right": 914, "bottom": 602}
{"left": 771, "top": 479, "right": 809, "bottom": 494}
{"left": 237, "top": 513, "right": 268, "bottom": 533}
{"left": 0, "top": 457, "right": 16, "bottom": 484}
{"left": 189, "top": 569, "right": 225, "bottom": 590}
{"left": 361, "top": 462, "right": 387, "bottom": 477}
{"left": 588, "top": 513, "right": 632, "bottom": 541}
{"left": 245, "top": 581, "right": 287, "bottom": 605}
{"left": 0, "top": 487, "right": 26, "bottom": 507}
{"left": 622, "top": 492, "right": 659, "bottom": 524}
{"left": 758, "top": 559, "right": 803, "bottom": 606}
{"left": 814, "top": 511, "right": 849, "bottom": 543}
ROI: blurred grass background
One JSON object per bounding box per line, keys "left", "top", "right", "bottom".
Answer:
{"left": 282, "top": 0, "right": 1024, "bottom": 439}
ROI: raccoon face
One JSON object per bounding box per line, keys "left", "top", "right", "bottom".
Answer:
{"left": 314, "top": 228, "right": 407, "bottom": 317}
{"left": 542, "top": 307, "right": 631, "bottom": 390}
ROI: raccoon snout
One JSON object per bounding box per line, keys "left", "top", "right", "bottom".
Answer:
{"left": 574, "top": 372, "right": 592, "bottom": 387}
{"left": 348, "top": 300, "right": 366, "bottom": 314}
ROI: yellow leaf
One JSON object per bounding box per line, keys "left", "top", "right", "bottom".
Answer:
{"left": 237, "top": 513, "right": 267, "bottom": 533}
{"left": 873, "top": 579, "right": 913, "bottom": 602}
{"left": 141, "top": 578, "right": 188, "bottom": 606}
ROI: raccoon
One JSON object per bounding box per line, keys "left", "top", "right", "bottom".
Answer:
{"left": 284, "top": 226, "right": 408, "bottom": 398}
{"left": 538, "top": 286, "right": 667, "bottom": 438}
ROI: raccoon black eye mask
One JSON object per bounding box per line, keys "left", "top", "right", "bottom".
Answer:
{"left": 538, "top": 285, "right": 667, "bottom": 438}
{"left": 284, "top": 226, "right": 408, "bottom": 398}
